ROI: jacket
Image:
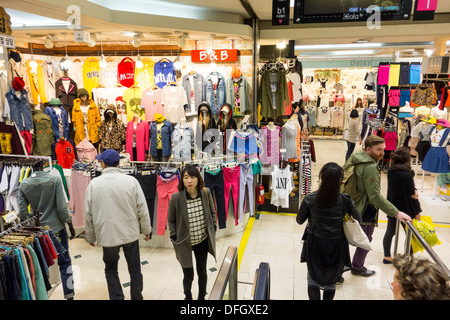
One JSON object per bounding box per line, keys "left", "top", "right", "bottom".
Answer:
{"left": 342, "top": 150, "right": 399, "bottom": 225}
{"left": 259, "top": 69, "right": 289, "bottom": 119}
{"left": 84, "top": 167, "right": 152, "bottom": 247}
{"left": 172, "top": 122, "right": 194, "bottom": 161}
{"left": 42, "top": 61, "right": 60, "bottom": 101}
{"left": 387, "top": 170, "right": 421, "bottom": 219}
{"left": 181, "top": 72, "right": 205, "bottom": 115}
{"left": 226, "top": 74, "right": 250, "bottom": 115}
{"left": 72, "top": 98, "right": 101, "bottom": 145}
{"left": 297, "top": 192, "right": 361, "bottom": 239}
{"left": 99, "top": 106, "right": 126, "bottom": 151}
{"left": 55, "top": 77, "right": 78, "bottom": 120}
{"left": 76, "top": 138, "right": 97, "bottom": 161}
{"left": 44, "top": 105, "right": 69, "bottom": 140}
{"left": 168, "top": 188, "right": 217, "bottom": 268}
{"left": 125, "top": 119, "right": 149, "bottom": 161}
{"left": 345, "top": 118, "right": 360, "bottom": 144}
{"left": 31, "top": 109, "right": 54, "bottom": 156}
{"left": 197, "top": 102, "right": 218, "bottom": 152}
{"left": 5, "top": 88, "right": 34, "bottom": 131}
{"left": 205, "top": 72, "right": 226, "bottom": 115}
{"left": 218, "top": 103, "right": 237, "bottom": 152}
{"left": 149, "top": 119, "right": 173, "bottom": 157}
{"left": 51, "top": 138, "right": 78, "bottom": 169}
{"left": 18, "top": 171, "right": 72, "bottom": 233}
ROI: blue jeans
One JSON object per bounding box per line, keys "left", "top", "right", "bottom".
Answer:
{"left": 55, "top": 228, "right": 74, "bottom": 299}
{"left": 102, "top": 240, "right": 143, "bottom": 300}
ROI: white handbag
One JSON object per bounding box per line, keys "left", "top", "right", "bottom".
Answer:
{"left": 342, "top": 196, "right": 372, "bottom": 251}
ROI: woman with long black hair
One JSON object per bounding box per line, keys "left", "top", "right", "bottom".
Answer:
{"left": 168, "top": 166, "right": 217, "bottom": 300}
{"left": 297, "top": 162, "right": 361, "bottom": 300}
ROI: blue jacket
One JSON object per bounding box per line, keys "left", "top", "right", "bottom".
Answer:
{"left": 149, "top": 119, "right": 173, "bottom": 157}
{"left": 205, "top": 72, "right": 226, "bottom": 115}
{"left": 44, "top": 106, "right": 69, "bottom": 140}
{"left": 5, "top": 88, "right": 33, "bottom": 131}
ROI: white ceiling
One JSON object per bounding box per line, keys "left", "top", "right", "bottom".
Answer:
{"left": 2, "top": 0, "right": 450, "bottom": 58}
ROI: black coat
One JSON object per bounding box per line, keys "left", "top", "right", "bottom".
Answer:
{"left": 387, "top": 170, "right": 421, "bottom": 219}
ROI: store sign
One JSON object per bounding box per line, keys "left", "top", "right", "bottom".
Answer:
{"left": 0, "top": 34, "right": 14, "bottom": 48}
{"left": 0, "top": 7, "right": 12, "bottom": 35}
{"left": 191, "top": 49, "right": 238, "bottom": 63}
{"left": 74, "top": 30, "right": 91, "bottom": 42}
{"left": 272, "top": 0, "right": 290, "bottom": 26}
{"left": 413, "top": 0, "right": 438, "bottom": 20}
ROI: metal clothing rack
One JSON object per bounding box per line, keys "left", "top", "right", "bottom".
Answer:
{"left": 0, "top": 211, "right": 42, "bottom": 238}
{"left": 0, "top": 154, "right": 52, "bottom": 170}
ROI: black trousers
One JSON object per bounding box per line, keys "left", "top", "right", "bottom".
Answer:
{"left": 182, "top": 238, "right": 209, "bottom": 300}
{"left": 204, "top": 170, "right": 227, "bottom": 229}
{"left": 132, "top": 173, "right": 157, "bottom": 225}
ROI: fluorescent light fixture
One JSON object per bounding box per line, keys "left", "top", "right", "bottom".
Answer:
{"left": 123, "top": 32, "right": 137, "bottom": 37}
{"left": 290, "top": 0, "right": 295, "bottom": 7}
{"left": 425, "top": 49, "right": 433, "bottom": 57}
{"left": 295, "top": 43, "right": 383, "bottom": 50}
{"left": 333, "top": 50, "right": 375, "bottom": 55}
{"left": 277, "top": 41, "right": 287, "bottom": 49}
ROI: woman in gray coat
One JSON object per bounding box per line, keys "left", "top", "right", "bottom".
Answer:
{"left": 168, "top": 166, "right": 217, "bottom": 300}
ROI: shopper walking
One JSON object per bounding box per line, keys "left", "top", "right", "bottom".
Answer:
{"left": 383, "top": 147, "right": 421, "bottom": 263}
{"left": 392, "top": 254, "right": 450, "bottom": 300}
{"left": 84, "top": 149, "right": 151, "bottom": 300}
{"left": 168, "top": 166, "right": 217, "bottom": 300}
{"left": 19, "top": 163, "right": 76, "bottom": 300}
{"left": 342, "top": 135, "right": 412, "bottom": 277}
{"left": 345, "top": 109, "right": 360, "bottom": 161}
{"left": 297, "top": 162, "right": 362, "bottom": 300}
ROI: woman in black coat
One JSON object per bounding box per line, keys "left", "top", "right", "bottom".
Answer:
{"left": 297, "top": 162, "right": 361, "bottom": 300}
{"left": 383, "top": 147, "right": 421, "bottom": 263}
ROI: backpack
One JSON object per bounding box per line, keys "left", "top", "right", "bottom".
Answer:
{"left": 341, "top": 163, "right": 365, "bottom": 204}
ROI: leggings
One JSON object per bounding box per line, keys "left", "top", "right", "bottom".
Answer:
{"left": 204, "top": 169, "right": 227, "bottom": 229}
{"left": 156, "top": 173, "right": 179, "bottom": 235}
{"left": 345, "top": 141, "right": 355, "bottom": 162}
{"left": 383, "top": 216, "right": 412, "bottom": 257}
{"left": 223, "top": 166, "right": 240, "bottom": 226}
{"left": 239, "top": 164, "right": 254, "bottom": 223}
{"left": 182, "top": 238, "right": 209, "bottom": 300}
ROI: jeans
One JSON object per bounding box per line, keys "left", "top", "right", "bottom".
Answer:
{"left": 351, "top": 224, "right": 375, "bottom": 270}
{"left": 182, "top": 239, "right": 209, "bottom": 300}
{"left": 55, "top": 228, "right": 74, "bottom": 299}
{"left": 102, "top": 240, "right": 143, "bottom": 300}
{"left": 345, "top": 141, "right": 355, "bottom": 161}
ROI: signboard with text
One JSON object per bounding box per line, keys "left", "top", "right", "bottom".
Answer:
{"left": 0, "top": 7, "right": 12, "bottom": 35}
{"left": 413, "top": 0, "right": 438, "bottom": 20}
{"left": 191, "top": 49, "right": 238, "bottom": 63}
{"left": 272, "top": 0, "right": 290, "bottom": 25}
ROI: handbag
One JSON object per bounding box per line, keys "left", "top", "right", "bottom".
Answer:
{"left": 342, "top": 196, "right": 372, "bottom": 251}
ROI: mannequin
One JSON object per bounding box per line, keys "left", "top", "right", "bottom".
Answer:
{"left": 150, "top": 113, "right": 171, "bottom": 162}
{"left": 179, "top": 117, "right": 187, "bottom": 129}
{"left": 267, "top": 121, "right": 276, "bottom": 130}
{"left": 99, "top": 106, "right": 126, "bottom": 153}
{"left": 72, "top": 88, "right": 101, "bottom": 146}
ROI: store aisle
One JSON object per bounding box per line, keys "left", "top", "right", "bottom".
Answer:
{"left": 49, "top": 139, "right": 450, "bottom": 300}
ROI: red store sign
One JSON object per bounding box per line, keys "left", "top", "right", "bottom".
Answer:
{"left": 191, "top": 49, "right": 238, "bottom": 63}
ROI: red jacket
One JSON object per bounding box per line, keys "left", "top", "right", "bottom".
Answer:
{"left": 52, "top": 139, "right": 78, "bottom": 168}
{"left": 126, "top": 120, "right": 149, "bottom": 161}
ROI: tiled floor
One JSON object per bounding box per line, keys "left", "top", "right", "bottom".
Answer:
{"left": 49, "top": 138, "right": 450, "bottom": 300}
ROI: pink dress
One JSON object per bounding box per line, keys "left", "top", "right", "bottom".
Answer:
{"left": 156, "top": 172, "right": 179, "bottom": 235}
{"left": 69, "top": 170, "right": 91, "bottom": 228}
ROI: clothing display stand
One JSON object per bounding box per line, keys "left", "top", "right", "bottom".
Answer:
{"left": 0, "top": 154, "right": 52, "bottom": 170}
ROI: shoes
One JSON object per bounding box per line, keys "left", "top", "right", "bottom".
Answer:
{"left": 337, "top": 277, "right": 344, "bottom": 284}
{"left": 383, "top": 258, "right": 393, "bottom": 264}
{"left": 351, "top": 267, "right": 376, "bottom": 277}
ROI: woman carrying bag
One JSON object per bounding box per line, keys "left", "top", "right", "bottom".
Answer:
{"left": 297, "top": 162, "right": 361, "bottom": 300}
{"left": 168, "top": 166, "right": 217, "bottom": 300}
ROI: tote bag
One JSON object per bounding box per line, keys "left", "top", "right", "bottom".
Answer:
{"left": 342, "top": 196, "right": 372, "bottom": 251}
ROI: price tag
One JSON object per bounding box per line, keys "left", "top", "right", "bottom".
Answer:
{"left": 3, "top": 211, "right": 18, "bottom": 224}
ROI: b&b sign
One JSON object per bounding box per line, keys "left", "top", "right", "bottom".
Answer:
{"left": 191, "top": 49, "right": 238, "bottom": 63}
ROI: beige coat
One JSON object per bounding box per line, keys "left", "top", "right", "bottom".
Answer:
{"left": 346, "top": 118, "right": 360, "bottom": 143}
{"left": 168, "top": 188, "right": 217, "bottom": 268}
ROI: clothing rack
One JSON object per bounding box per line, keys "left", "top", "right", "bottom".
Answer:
{"left": 0, "top": 211, "right": 42, "bottom": 238}
{"left": 0, "top": 154, "right": 52, "bottom": 170}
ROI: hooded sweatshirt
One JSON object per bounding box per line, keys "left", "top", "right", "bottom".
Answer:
{"left": 342, "top": 150, "right": 398, "bottom": 225}
{"left": 99, "top": 106, "right": 126, "bottom": 151}
{"left": 218, "top": 103, "right": 237, "bottom": 153}
{"left": 197, "top": 102, "right": 218, "bottom": 152}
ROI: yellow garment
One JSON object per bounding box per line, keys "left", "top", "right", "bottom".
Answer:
{"left": 388, "top": 63, "right": 400, "bottom": 87}
{"left": 134, "top": 58, "right": 155, "bottom": 90}
{"left": 82, "top": 58, "right": 100, "bottom": 98}
{"left": 154, "top": 113, "right": 165, "bottom": 123}
{"left": 123, "top": 87, "right": 145, "bottom": 122}
{"left": 72, "top": 98, "right": 102, "bottom": 145}
{"left": 26, "top": 60, "right": 48, "bottom": 104}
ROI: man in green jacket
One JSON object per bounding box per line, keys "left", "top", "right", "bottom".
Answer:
{"left": 342, "top": 135, "right": 412, "bottom": 277}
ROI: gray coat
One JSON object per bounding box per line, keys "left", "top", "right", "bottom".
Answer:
{"left": 168, "top": 188, "right": 217, "bottom": 268}
{"left": 181, "top": 72, "right": 205, "bottom": 116}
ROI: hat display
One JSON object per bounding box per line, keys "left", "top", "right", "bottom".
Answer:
{"left": 95, "top": 149, "right": 120, "bottom": 166}
{"left": 12, "top": 77, "right": 25, "bottom": 91}
{"left": 436, "top": 119, "right": 450, "bottom": 128}
{"left": 48, "top": 98, "right": 62, "bottom": 106}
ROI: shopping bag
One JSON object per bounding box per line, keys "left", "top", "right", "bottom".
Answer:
{"left": 410, "top": 216, "right": 442, "bottom": 254}
{"left": 343, "top": 214, "right": 372, "bottom": 251}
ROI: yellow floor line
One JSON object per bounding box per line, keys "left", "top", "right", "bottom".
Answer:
{"left": 237, "top": 216, "right": 255, "bottom": 271}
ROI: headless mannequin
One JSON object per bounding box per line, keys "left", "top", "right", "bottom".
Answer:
{"left": 179, "top": 117, "right": 186, "bottom": 129}
{"left": 267, "top": 121, "right": 276, "bottom": 130}
{"left": 153, "top": 115, "right": 168, "bottom": 162}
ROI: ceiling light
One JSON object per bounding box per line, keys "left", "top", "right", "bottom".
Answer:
{"left": 132, "top": 39, "right": 141, "bottom": 47}
{"left": 277, "top": 41, "right": 287, "bottom": 49}
{"left": 333, "top": 50, "right": 375, "bottom": 55}
{"left": 87, "top": 40, "right": 96, "bottom": 47}
{"left": 136, "top": 55, "right": 143, "bottom": 69}
{"left": 123, "top": 32, "right": 136, "bottom": 37}
{"left": 29, "top": 43, "right": 38, "bottom": 69}
{"left": 99, "top": 54, "right": 107, "bottom": 68}
{"left": 296, "top": 43, "right": 383, "bottom": 50}
{"left": 64, "top": 54, "right": 72, "bottom": 69}
{"left": 44, "top": 37, "right": 53, "bottom": 49}
{"left": 425, "top": 49, "right": 433, "bottom": 57}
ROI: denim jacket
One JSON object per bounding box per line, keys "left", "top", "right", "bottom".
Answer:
{"left": 5, "top": 88, "right": 33, "bottom": 131}
{"left": 172, "top": 122, "right": 194, "bottom": 161}
{"left": 205, "top": 72, "right": 226, "bottom": 115}
{"left": 181, "top": 72, "right": 205, "bottom": 116}
{"left": 44, "top": 106, "right": 69, "bottom": 140}
{"left": 149, "top": 119, "right": 173, "bottom": 157}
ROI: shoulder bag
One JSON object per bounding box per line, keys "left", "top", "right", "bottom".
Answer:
{"left": 342, "top": 195, "right": 372, "bottom": 251}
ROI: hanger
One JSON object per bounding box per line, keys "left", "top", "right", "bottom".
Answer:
{"left": 149, "top": 84, "right": 159, "bottom": 90}
{"left": 96, "top": 83, "right": 105, "bottom": 88}
{"left": 159, "top": 58, "right": 170, "bottom": 63}
{"left": 123, "top": 57, "right": 134, "bottom": 63}
{"left": 166, "top": 81, "right": 177, "bottom": 87}
{"left": 129, "top": 83, "right": 139, "bottom": 89}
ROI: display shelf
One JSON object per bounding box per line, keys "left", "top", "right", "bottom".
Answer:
{"left": 418, "top": 191, "right": 450, "bottom": 224}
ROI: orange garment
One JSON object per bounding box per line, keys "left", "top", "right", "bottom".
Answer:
{"left": 72, "top": 98, "right": 101, "bottom": 145}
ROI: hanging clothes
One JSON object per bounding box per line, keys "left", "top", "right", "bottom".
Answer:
{"left": 259, "top": 69, "right": 289, "bottom": 119}
{"left": 223, "top": 166, "right": 240, "bottom": 226}
{"left": 82, "top": 58, "right": 100, "bottom": 97}
{"left": 259, "top": 126, "right": 281, "bottom": 165}
{"left": 123, "top": 87, "right": 144, "bottom": 122}
{"left": 25, "top": 60, "right": 48, "bottom": 104}
{"left": 162, "top": 85, "right": 188, "bottom": 123}
{"left": 72, "top": 97, "right": 101, "bottom": 146}
{"left": 154, "top": 59, "right": 176, "bottom": 89}
{"left": 239, "top": 163, "right": 254, "bottom": 223}
{"left": 51, "top": 138, "right": 78, "bottom": 169}
{"left": 134, "top": 58, "right": 155, "bottom": 90}
{"left": 126, "top": 119, "right": 149, "bottom": 162}
{"left": 140, "top": 87, "right": 164, "bottom": 122}
{"left": 205, "top": 72, "right": 226, "bottom": 115}
{"left": 98, "top": 106, "right": 126, "bottom": 152}
{"left": 55, "top": 77, "right": 78, "bottom": 121}
{"left": 69, "top": 164, "right": 92, "bottom": 228}
{"left": 270, "top": 165, "right": 294, "bottom": 208}
{"left": 421, "top": 127, "right": 450, "bottom": 173}
{"left": 182, "top": 72, "right": 205, "bottom": 116}
{"left": 156, "top": 171, "right": 179, "bottom": 235}
{"left": 203, "top": 168, "right": 226, "bottom": 229}
{"left": 117, "top": 57, "right": 135, "bottom": 88}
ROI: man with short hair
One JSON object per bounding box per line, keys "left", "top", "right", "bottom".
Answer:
{"left": 342, "top": 135, "right": 412, "bottom": 277}
{"left": 84, "top": 149, "right": 151, "bottom": 300}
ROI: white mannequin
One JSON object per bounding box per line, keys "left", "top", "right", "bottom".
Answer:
{"left": 179, "top": 117, "right": 186, "bottom": 129}
{"left": 267, "top": 121, "right": 276, "bottom": 130}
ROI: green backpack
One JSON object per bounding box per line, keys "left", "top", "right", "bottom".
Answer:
{"left": 341, "top": 163, "right": 365, "bottom": 204}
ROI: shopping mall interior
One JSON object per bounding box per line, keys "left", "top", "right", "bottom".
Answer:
{"left": 0, "top": 0, "right": 449, "bottom": 304}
